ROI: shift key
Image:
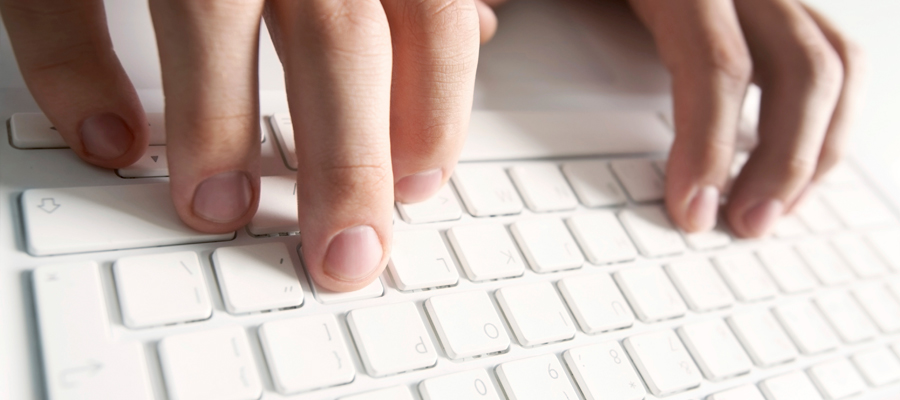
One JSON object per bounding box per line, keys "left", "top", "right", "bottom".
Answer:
{"left": 22, "top": 183, "right": 234, "bottom": 256}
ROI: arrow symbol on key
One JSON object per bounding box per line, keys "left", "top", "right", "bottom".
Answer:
{"left": 151, "top": 156, "right": 159, "bottom": 162}
{"left": 38, "top": 198, "right": 60, "bottom": 213}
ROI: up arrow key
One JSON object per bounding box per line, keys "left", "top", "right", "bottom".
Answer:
{"left": 38, "top": 198, "right": 60, "bottom": 213}
{"left": 150, "top": 156, "right": 159, "bottom": 163}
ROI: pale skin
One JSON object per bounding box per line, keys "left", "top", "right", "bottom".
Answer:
{"left": 0, "top": 0, "right": 862, "bottom": 292}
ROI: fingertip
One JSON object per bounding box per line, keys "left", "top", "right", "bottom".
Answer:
{"left": 683, "top": 185, "right": 720, "bottom": 233}
{"left": 78, "top": 113, "right": 145, "bottom": 168}
{"left": 314, "top": 225, "right": 388, "bottom": 292}
{"left": 475, "top": 1, "right": 498, "bottom": 43}
{"left": 395, "top": 168, "right": 443, "bottom": 204}
{"left": 729, "top": 198, "right": 784, "bottom": 238}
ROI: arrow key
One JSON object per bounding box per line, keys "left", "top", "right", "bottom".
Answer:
{"left": 117, "top": 146, "right": 168, "bottom": 178}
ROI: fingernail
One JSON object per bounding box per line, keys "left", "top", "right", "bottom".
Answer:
{"left": 324, "top": 225, "right": 383, "bottom": 281}
{"left": 193, "top": 171, "right": 252, "bottom": 223}
{"left": 741, "top": 199, "right": 784, "bottom": 237}
{"left": 687, "top": 185, "right": 719, "bottom": 231}
{"left": 395, "top": 168, "right": 443, "bottom": 203}
{"left": 80, "top": 113, "right": 134, "bottom": 160}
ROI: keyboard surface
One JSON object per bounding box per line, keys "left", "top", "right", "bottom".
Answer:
{"left": 5, "top": 110, "right": 900, "bottom": 400}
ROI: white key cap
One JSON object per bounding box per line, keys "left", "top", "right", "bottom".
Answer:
{"left": 509, "top": 163, "right": 578, "bottom": 212}
{"left": 820, "top": 183, "right": 896, "bottom": 228}
{"left": 795, "top": 194, "right": 843, "bottom": 233}
{"left": 652, "top": 158, "right": 667, "bottom": 176}
{"left": 113, "top": 251, "right": 211, "bottom": 328}
{"left": 347, "top": 302, "right": 437, "bottom": 377}
{"left": 33, "top": 263, "right": 153, "bottom": 400}
{"left": 892, "top": 342, "right": 900, "bottom": 362}
{"left": 681, "top": 222, "right": 731, "bottom": 251}
{"left": 727, "top": 311, "right": 798, "bottom": 367}
{"left": 707, "top": 385, "right": 766, "bottom": 400}
{"left": 341, "top": 386, "right": 415, "bottom": 400}
{"left": 610, "top": 158, "right": 665, "bottom": 202}
{"left": 772, "top": 214, "right": 808, "bottom": 238}
{"left": 814, "top": 291, "right": 878, "bottom": 343}
{"left": 808, "top": 358, "right": 867, "bottom": 400}
{"left": 312, "top": 277, "right": 385, "bottom": 304}
{"left": 258, "top": 314, "right": 354, "bottom": 394}
{"left": 564, "top": 341, "right": 647, "bottom": 400}
{"left": 453, "top": 164, "right": 524, "bottom": 216}
{"left": 759, "top": 371, "right": 824, "bottom": 400}
{"left": 852, "top": 347, "right": 900, "bottom": 386}
{"left": 248, "top": 176, "right": 299, "bottom": 235}
{"left": 618, "top": 206, "right": 687, "bottom": 257}
{"left": 665, "top": 259, "right": 734, "bottom": 312}
{"left": 795, "top": 240, "right": 854, "bottom": 286}
{"left": 425, "top": 291, "right": 510, "bottom": 359}
{"left": 757, "top": 246, "right": 817, "bottom": 293}
{"left": 447, "top": 224, "right": 526, "bottom": 281}
{"left": 496, "top": 282, "right": 576, "bottom": 346}
{"left": 558, "top": 273, "right": 635, "bottom": 334}
{"left": 495, "top": 354, "right": 579, "bottom": 400}
{"left": 270, "top": 112, "right": 298, "bottom": 169}
{"left": 11, "top": 112, "right": 165, "bottom": 148}
{"left": 212, "top": 243, "right": 303, "bottom": 314}
{"left": 677, "top": 319, "right": 752, "bottom": 380}
{"left": 397, "top": 184, "right": 463, "bottom": 224}
{"left": 833, "top": 234, "right": 889, "bottom": 278}
{"left": 867, "top": 229, "right": 900, "bottom": 271}
{"left": 851, "top": 284, "right": 900, "bottom": 333}
{"left": 420, "top": 369, "right": 502, "bottom": 400}
{"left": 614, "top": 265, "right": 687, "bottom": 322}
{"left": 888, "top": 277, "right": 900, "bottom": 301}
{"left": 623, "top": 330, "right": 702, "bottom": 396}
{"left": 117, "top": 146, "right": 168, "bottom": 178}
{"left": 773, "top": 301, "right": 839, "bottom": 354}
{"left": 566, "top": 212, "right": 637, "bottom": 265}
{"left": 714, "top": 253, "right": 778, "bottom": 302}
{"left": 389, "top": 230, "right": 459, "bottom": 290}
{"left": 158, "top": 326, "right": 262, "bottom": 400}
{"left": 562, "top": 160, "right": 627, "bottom": 207}
{"left": 21, "top": 184, "right": 233, "bottom": 256}
{"left": 510, "top": 218, "right": 584, "bottom": 273}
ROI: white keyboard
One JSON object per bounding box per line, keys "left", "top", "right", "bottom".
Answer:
{"left": 8, "top": 111, "right": 900, "bottom": 400}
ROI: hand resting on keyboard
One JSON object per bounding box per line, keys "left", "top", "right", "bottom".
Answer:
{"left": 0, "top": 0, "right": 862, "bottom": 292}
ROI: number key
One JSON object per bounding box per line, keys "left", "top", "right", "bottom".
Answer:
{"left": 496, "top": 354, "right": 579, "bottom": 400}
{"left": 419, "top": 369, "right": 502, "bottom": 400}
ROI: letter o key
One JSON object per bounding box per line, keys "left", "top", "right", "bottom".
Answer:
{"left": 484, "top": 323, "right": 499, "bottom": 339}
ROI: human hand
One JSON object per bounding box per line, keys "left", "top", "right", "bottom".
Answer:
{"left": 0, "top": 0, "right": 501, "bottom": 291}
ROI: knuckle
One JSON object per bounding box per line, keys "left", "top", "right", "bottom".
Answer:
{"left": 781, "top": 156, "right": 818, "bottom": 185}
{"left": 405, "top": 0, "right": 480, "bottom": 36}
{"left": 311, "top": 0, "right": 390, "bottom": 43}
{"left": 816, "top": 144, "right": 844, "bottom": 174}
{"left": 320, "top": 156, "right": 392, "bottom": 197}
{"left": 701, "top": 38, "right": 753, "bottom": 90}
{"left": 793, "top": 36, "right": 844, "bottom": 93}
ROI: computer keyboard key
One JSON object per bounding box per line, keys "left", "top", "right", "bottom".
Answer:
{"left": 113, "top": 251, "right": 212, "bottom": 328}
{"left": 212, "top": 243, "right": 303, "bottom": 314}
{"left": 419, "top": 369, "right": 502, "bottom": 400}
{"left": 117, "top": 145, "right": 168, "bottom": 178}
{"left": 341, "top": 387, "right": 415, "bottom": 400}
{"left": 851, "top": 284, "right": 900, "bottom": 333}
{"left": 820, "top": 183, "right": 896, "bottom": 228}
{"left": 851, "top": 347, "right": 900, "bottom": 386}
{"left": 808, "top": 358, "right": 867, "bottom": 400}
{"left": 678, "top": 319, "right": 752, "bottom": 380}
{"left": 396, "top": 184, "right": 463, "bottom": 224}
{"left": 453, "top": 164, "right": 524, "bottom": 217}
{"left": 425, "top": 291, "right": 510, "bottom": 359}
{"left": 158, "top": 326, "right": 263, "bottom": 400}
{"left": 558, "top": 273, "right": 635, "bottom": 334}
{"left": 566, "top": 212, "right": 637, "bottom": 265}
{"left": 610, "top": 158, "right": 665, "bottom": 202}
{"left": 681, "top": 222, "right": 732, "bottom": 251}
{"left": 508, "top": 164, "right": 578, "bottom": 212}
{"left": 623, "top": 329, "right": 702, "bottom": 396}
{"left": 561, "top": 160, "right": 627, "bottom": 208}
{"left": 258, "top": 314, "right": 355, "bottom": 394}
{"left": 772, "top": 214, "right": 808, "bottom": 238}
{"left": 313, "top": 277, "right": 385, "bottom": 304}
{"left": 814, "top": 291, "right": 879, "bottom": 344}
{"left": 773, "top": 301, "right": 840, "bottom": 355}
{"left": 727, "top": 311, "right": 799, "bottom": 367}
{"left": 270, "top": 112, "right": 298, "bottom": 169}
{"left": 795, "top": 240, "right": 854, "bottom": 286}
{"left": 11, "top": 112, "right": 166, "bottom": 148}
{"left": 757, "top": 246, "right": 817, "bottom": 293}
{"left": 510, "top": 218, "right": 584, "bottom": 273}
{"left": 347, "top": 302, "right": 437, "bottom": 377}
{"left": 795, "top": 194, "right": 843, "bottom": 233}
{"left": 389, "top": 229, "right": 459, "bottom": 290}
{"left": 21, "top": 184, "right": 234, "bottom": 256}
{"left": 447, "top": 224, "right": 526, "bottom": 281}
{"left": 665, "top": 259, "right": 735, "bottom": 312}
{"left": 249, "top": 175, "right": 299, "bottom": 235}
{"left": 707, "top": 385, "right": 766, "bottom": 400}
{"left": 495, "top": 354, "right": 580, "bottom": 400}
{"left": 496, "top": 282, "right": 576, "bottom": 347}
{"left": 867, "top": 229, "right": 900, "bottom": 271}
{"left": 713, "top": 253, "right": 778, "bottom": 302}
{"left": 564, "top": 341, "right": 647, "bottom": 400}
{"left": 615, "top": 265, "right": 687, "bottom": 322}
{"left": 758, "top": 371, "right": 824, "bottom": 400}
{"left": 619, "top": 206, "right": 687, "bottom": 258}
{"left": 33, "top": 262, "right": 153, "bottom": 400}
{"left": 832, "top": 234, "right": 889, "bottom": 278}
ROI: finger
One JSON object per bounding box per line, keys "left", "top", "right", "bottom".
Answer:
{"left": 628, "top": 0, "right": 752, "bottom": 232}
{"left": 0, "top": 0, "right": 148, "bottom": 167}
{"left": 149, "top": 0, "right": 265, "bottom": 233}
{"left": 726, "top": 0, "right": 844, "bottom": 237}
{"left": 267, "top": 0, "right": 393, "bottom": 291}
{"left": 475, "top": 1, "right": 498, "bottom": 43}
{"left": 381, "top": 0, "right": 480, "bottom": 203}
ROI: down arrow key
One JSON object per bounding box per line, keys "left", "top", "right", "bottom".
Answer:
{"left": 38, "top": 198, "right": 61, "bottom": 213}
